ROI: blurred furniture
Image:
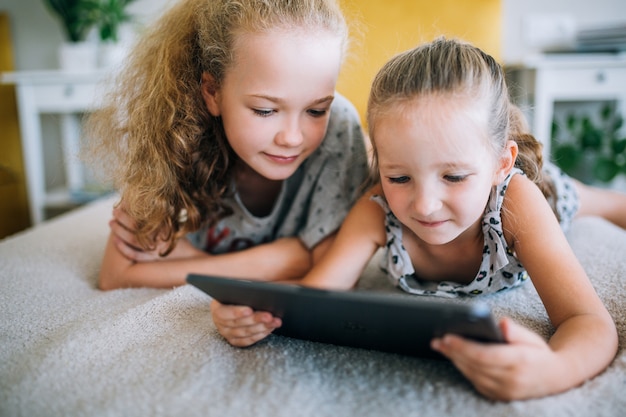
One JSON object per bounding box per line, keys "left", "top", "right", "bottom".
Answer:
{"left": 1, "top": 69, "right": 107, "bottom": 225}
{"left": 507, "top": 53, "right": 626, "bottom": 158}
{"left": 0, "top": 12, "right": 30, "bottom": 238}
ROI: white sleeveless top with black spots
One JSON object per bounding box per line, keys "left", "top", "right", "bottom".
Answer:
{"left": 372, "top": 163, "right": 579, "bottom": 298}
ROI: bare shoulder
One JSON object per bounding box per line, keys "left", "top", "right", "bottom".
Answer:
{"left": 502, "top": 173, "right": 544, "bottom": 209}
{"left": 501, "top": 172, "right": 561, "bottom": 245}
{"left": 357, "top": 184, "right": 386, "bottom": 217}
{"left": 343, "top": 183, "right": 387, "bottom": 247}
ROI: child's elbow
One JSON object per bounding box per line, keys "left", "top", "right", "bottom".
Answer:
{"left": 605, "top": 313, "right": 619, "bottom": 356}
{"left": 97, "top": 271, "right": 121, "bottom": 291}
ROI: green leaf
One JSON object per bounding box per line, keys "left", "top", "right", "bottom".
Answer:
{"left": 552, "top": 144, "right": 582, "bottom": 173}
{"left": 43, "top": 0, "right": 100, "bottom": 42}
{"left": 612, "top": 138, "right": 626, "bottom": 155}
{"left": 580, "top": 125, "right": 603, "bottom": 150}
{"left": 600, "top": 103, "right": 613, "bottom": 121}
{"left": 95, "top": 0, "right": 137, "bottom": 42}
{"left": 612, "top": 115, "right": 624, "bottom": 133}
{"left": 566, "top": 113, "right": 578, "bottom": 133}
{"left": 593, "top": 157, "right": 619, "bottom": 182}
{"left": 551, "top": 120, "right": 559, "bottom": 140}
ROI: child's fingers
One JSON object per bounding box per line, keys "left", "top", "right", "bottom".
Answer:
{"left": 210, "top": 302, "right": 279, "bottom": 328}
{"left": 210, "top": 300, "right": 254, "bottom": 321}
{"left": 110, "top": 219, "right": 171, "bottom": 261}
{"left": 110, "top": 220, "right": 142, "bottom": 248}
{"left": 112, "top": 235, "right": 159, "bottom": 262}
{"left": 210, "top": 300, "right": 281, "bottom": 347}
{"left": 224, "top": 326, "right": 276, "bottom": 347}
{"left": 433, "top": 334, "right": 508, "bottom": 373}
{"left": 112, "top": 205, "right": 137, "bottom": 231}
{"left": 110, "top": 209, "right": 173, "bottom": 259}
{"left": 223, "top": 318, "right": 280, "bottom": 337}
{"left": 499, "top": 317, "right": 547, "bottom": 347}
{"left": 110, "top": 206, "right": 144, "bottom": 248}
{"left": 431, "top": 317, "right": 546, "bottom": 366}
{"left": 432, "top": 333, "right": 523, "bottom": 379}
{"left": 431, "top": 335, "right": 517, "bottom": 399}
{"left": 431, "top": 318, "right": 554, "bottom": 401}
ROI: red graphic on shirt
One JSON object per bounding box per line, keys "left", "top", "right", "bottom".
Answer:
{"left": 205, "top": 226, "right": 257, "bottom": 253}
{"left": 205, "top": 226, "right": 230, "bottom": 252}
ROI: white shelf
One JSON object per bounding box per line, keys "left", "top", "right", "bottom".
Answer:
{"left": 507, "top": 53, "right": 626, "bottom": 158}
{"left": 1, "top": 70, "right": 111, "bottom": 224}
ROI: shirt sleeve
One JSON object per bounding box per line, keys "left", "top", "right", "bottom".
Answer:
{"left": 296, "top": 92, "right": 370, "bottom": 249}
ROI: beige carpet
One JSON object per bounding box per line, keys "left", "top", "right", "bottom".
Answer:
{"left": 1, "top": 196, "right": 624, "bottom": 416}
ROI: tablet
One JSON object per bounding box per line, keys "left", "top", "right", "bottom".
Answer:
{"left": 187, "top": 274, "right": 504, "bottom": 358}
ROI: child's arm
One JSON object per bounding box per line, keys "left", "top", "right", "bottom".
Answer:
{"left": 98, "top": 206, "right": 315, "bottom": 290}
{"left": 299, "top": 186, "right": 387, "bottom": 289}
{"left": 212, "top": 186, "right": 388, "bottom": 346}
{"left": 98, "top": 234, "right": 313, "bottom": 290}
{"left": 208, "top": 234, "right": 335, "bottom": 347}
{"left": 432, "top": 174, "right": 618, "bottom": 401}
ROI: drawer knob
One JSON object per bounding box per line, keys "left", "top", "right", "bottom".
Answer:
{"left": 596, "top": 71, "right": 606, "bottom": 83}
{"left": 63, "top": 85, "right": 74, "bottom": 97}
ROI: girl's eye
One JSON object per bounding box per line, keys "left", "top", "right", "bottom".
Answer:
{"left": 388, "top": 176, "right": 410, "bottom": 184}
{"left": 307, "top": 109, "right": 328, "bottom": 118}
{"left": 444, "top": 175, "right": 467, "bottom": 183}
{"left": 253, "top": 109, "right": 274, "bottom": 117}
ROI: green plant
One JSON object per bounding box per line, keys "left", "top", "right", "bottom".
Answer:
{"left": 96, "top": 0, "right": 136, "bottom": 43}
{"left": 43, "top": 0, "right": 136, "bottom": 43}
{"left": 43, "top": 0, "right": 100, "bottom": 42}
{"left": 551, "top": 103, "right": 626, "bottom": 183}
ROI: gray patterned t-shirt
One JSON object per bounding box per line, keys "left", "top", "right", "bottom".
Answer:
{"left": 187, "top": 93, "right": 369, "bottom": 253}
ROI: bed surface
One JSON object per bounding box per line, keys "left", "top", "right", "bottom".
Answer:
{"left": 1, "top": 196, "right": 625, "bottom": 416}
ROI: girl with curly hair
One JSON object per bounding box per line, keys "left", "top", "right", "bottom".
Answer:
{"left": 86, "top": 0, "right": 368, "bottom": 290}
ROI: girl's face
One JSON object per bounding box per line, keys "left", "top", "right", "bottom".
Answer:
{"left": 373, "top": 96, "right": 512, "bottom": 246}
{"left": 202, "top": 29, "right": 342, "bottom": 181}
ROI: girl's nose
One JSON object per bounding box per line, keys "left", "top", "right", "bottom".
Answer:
{"left": 275, "top": 118, "right": 304, "bottom": 147}
{"left": 413, "top": 186, "right": 442, "bottom": 216}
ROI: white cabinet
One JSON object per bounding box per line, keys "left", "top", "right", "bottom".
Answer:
{"left": 1, "top": 70, "right": 109, "bottom": 224}
{"left": 506, "top": 54, "right": 626, "bottom": 158}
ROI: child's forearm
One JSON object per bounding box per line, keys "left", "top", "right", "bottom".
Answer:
{"left": 98, "top": 236, "right": 313, "bottom": 290}
{"left": 546, "top": 311, "right": 618, "bottom": 393}
{"left": 97, "top": 235, "right": 186, "bottom": 290}
{"left": 184, "top": 236, "right": 313, "bottom": 282}
{"left": 432, "top": 313, "right": 618, "bottom": 401}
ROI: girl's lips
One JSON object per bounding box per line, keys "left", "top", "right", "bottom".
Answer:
{"left": 417, "top": 219, "right": 447, "bottom": 228}
{"left": 265, "top": 153, "right": 299, "bottom": 164}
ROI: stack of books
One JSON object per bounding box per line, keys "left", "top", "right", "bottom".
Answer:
{"left": 576, "top": 23, "right": 626, "bottom": 53}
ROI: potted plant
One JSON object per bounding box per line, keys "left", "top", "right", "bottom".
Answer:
{"left": 551, "top": 102, "right": 626, "bottom": 188}
{"left": 43, "top": 0, "right": 100, "bottom": 42}
{"left": 96, "top": 0, "right": 136, "bottom": 43}
{"left": 95, "top": 0, "right": 137, "bottom": 68}
{"left": 43, "top": 0, "right": 137, "bottom": 70}
{"left": 43, "top": 0, "right": 101, "bottom": 70}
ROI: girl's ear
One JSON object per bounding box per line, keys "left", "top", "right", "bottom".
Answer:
{"left": 201, "top": 72, "right": 221, "bottom": 116}
{"left": 494, "top": 140, "right": 518, "bottom": 184}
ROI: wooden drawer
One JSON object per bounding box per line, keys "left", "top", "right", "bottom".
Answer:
{"left": 31, "top": 82, "right": 100, "bottom": 113}
{"left": 538, "top": 66, "right": 626, "bottom": 99}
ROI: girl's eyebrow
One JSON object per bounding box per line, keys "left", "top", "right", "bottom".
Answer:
{"left": 248, "top": 94, "right": 335, "bottom": 106}
{"left": 379, "top": 162, "right": 404, "bottom": 170}
{"left": 443, "top": 161, "right": 476, "bottom": 170}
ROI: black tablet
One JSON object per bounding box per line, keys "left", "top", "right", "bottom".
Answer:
{"left": 187, "top": 274, "right": 504, "bottom": 358}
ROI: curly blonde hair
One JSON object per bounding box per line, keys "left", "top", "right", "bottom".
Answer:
{"left": 366, "top": 37, "right": 558, "bottom": 216}
{"left": 84, "top": 0, "right": 348, "bottom": 254}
